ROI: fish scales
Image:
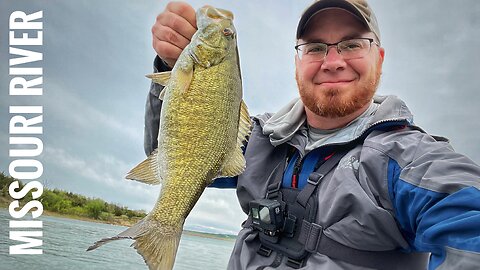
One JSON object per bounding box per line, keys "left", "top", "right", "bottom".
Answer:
{"left": 155, "top": 61, "right": 242, "bottom": 224}
{"left": 87, "top": 6, "right": 251, "bottom": 270}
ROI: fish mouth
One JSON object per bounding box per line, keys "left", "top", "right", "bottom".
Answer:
{"left": 202, "top": 6, "right": 234, "bottom": 20}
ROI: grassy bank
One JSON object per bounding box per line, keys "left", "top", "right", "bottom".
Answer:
{"left": 0, "top": 172, "right": 145, "bottom": 227}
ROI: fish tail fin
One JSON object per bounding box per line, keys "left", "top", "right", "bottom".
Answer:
{"left": 134, "top": 224, "right": 183, "bottom": 270}
{"left": 87, "top": 217, "right": 183, "bottom": 270}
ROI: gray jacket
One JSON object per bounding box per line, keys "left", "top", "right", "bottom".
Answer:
{"left": 145, "top": 58, "right": 480, "bottom": 269}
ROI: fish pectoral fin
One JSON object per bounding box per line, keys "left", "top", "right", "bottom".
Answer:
{"left": 125, "top": 149, "right": 162, "bottom": 185}
{"left": 146, "top": 71, "right": 171, "bottom": 86}
{"left": 158, "top": 87, "right": 167, "bottom": 100}
{"left": 217, "top": 100, "right": 252, "bottom": 178}
{"left": 175, "top": 66, "right": 193, "bottom": 95}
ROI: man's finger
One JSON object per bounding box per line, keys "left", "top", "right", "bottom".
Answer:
{"left": 152, "top": 24, "right": 190, "bottom": 51}
{"left": 165, "top": 1, "right": 197, "bottom": 29}
{"left": 157, "top": 12, "right": 197, "bottom": 41}
{"left": 153, "top": 39, "right": 182, "bottom": 67}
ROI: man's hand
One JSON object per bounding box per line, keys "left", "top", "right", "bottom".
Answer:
{"left": 152, "top": 2, "right": 197, "bottom": 68}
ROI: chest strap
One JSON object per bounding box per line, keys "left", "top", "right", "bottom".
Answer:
{"left": 256, "top": 147, "right": 429, "bottom": 269}
{"left": 298, "top": 220, "right": 429, "bottom": 269}
{"left": 296, "top": 149, "right": 347, "bottom": 207}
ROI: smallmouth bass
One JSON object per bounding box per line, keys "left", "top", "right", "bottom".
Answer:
{"left": 87, "top": 5, "right": 251, "bottom": 270}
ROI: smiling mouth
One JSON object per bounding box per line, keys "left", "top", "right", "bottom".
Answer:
{"left": 321, "top": 80, "right": 353, "bottom": 83}
{"left": 318, "top": 80, "right": 354, "bottom": 86}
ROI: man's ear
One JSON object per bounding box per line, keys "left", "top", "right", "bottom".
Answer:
{"left": 378, "top": 46, "right": 385, "bottom": 63}
{"left": 294, "top": 54, "right": 301, "bottom": 69}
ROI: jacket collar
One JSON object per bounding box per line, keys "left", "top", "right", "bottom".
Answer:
{"left": 260, "top": 95, "right": 414, "bottom": 150}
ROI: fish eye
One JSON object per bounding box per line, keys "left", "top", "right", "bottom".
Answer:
{"left": 223, "top": 28, "right": 234, "bottom": 37}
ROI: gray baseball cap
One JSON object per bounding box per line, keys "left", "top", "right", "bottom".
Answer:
{"left": 296, "top": 0, "right": 381, "bottom": 43}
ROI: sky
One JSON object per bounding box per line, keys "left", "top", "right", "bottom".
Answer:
{"left": 1, "top": 0, "right": 479, "bottom": 235}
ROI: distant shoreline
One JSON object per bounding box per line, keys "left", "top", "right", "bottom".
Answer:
{"left": 0, "top": 203, "right": 236, "bottom": 241}
{"left": 182, "top": 230, "right": 237, "bottom": 241}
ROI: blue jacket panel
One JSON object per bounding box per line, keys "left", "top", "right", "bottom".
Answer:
{"left": 388, "top": 159, "right": 480, "bottom": 269}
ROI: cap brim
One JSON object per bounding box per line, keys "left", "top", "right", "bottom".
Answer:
{"left": 296, "top": 0, "right": 369, "bottom": 39}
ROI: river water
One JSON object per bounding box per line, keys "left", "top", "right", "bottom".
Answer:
{"left": 0, "top": 209, "right": 235, "bottom": 270}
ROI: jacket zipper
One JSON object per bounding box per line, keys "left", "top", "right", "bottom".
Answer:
{"left": 291, "top": 156, "right": 303, "bottom": 188}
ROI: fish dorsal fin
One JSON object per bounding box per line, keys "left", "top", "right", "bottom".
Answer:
{"left": 237, "top": 100, "right": 252, "bottom": 146}
{"left": 146, "top": 71, "right": 171, "bottom": 86}
{"left": 217, "top": 144, "right": 245, "bottom": 179}
{"left": 125, "top": 149, "right": 162, "bottom": 185}
{"left": 217, "top": 100, "right": 252, "bottom": 178}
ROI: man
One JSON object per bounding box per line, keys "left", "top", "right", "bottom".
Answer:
{"left": 146, "top": 0, "right": 480, "bottom": 269}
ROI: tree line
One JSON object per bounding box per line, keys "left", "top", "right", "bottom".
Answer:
{"left": 0, "top": 172, "right": 146, "bottom": 223}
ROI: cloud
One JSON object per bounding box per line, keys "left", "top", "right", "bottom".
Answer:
{"left": 186, "top": 189, "right": 247, "bottom": 234}
{"left": 43, "top": 81, "right": 143, "bottom": 143}
{"left": 42, "top": 146, "right": 158, "bottom": 209}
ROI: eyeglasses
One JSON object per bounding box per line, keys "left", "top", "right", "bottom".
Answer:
{"left": 295, "top": 38, "right": 378, "bottom": 62}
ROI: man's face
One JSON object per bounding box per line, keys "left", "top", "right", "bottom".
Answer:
{"left": 295, "top": 8, "right": 385, "bottom": 118}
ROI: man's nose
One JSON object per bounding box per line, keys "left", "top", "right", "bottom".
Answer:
{"left": 321, "top": 47, "right": 346, "bottom": 72}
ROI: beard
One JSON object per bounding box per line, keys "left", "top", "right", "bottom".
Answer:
{"left": 296, "top": 64, "right": 382, "bottom": 118}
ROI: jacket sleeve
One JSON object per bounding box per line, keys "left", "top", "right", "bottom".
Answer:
{"left": 143, "top": 56, "right": 238, "bottom": 188}
{"left": 386, "top": 133, "right": 480, "bottom": 269}
{"left": 144, "top": 56, "right": 169, "bottom": 156}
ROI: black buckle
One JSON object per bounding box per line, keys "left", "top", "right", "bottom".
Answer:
{"left": 266, "top": 182, "right": 281, "bottom": 199}
{"left": 305, "top": 223, "right": 323, "bottom": 253}
{"left": 286, "top": 257, "right": 305, "bottom": 269}
{"left": 257, "top": 244, "right": 272, "bottom": 257}
{"left": 307, "top": 172, "right": 324, "bottom": 186}
{"left": 283, "top": 213, "right": 297, "bottom": 238}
